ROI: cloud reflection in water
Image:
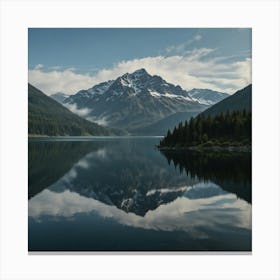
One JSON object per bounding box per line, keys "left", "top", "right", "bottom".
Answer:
{"left": 29, "top": 186, "right": 251, "bottom": 239}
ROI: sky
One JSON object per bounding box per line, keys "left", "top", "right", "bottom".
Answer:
{"left": 28, "top": 28, "right": 251, "bottom": 95}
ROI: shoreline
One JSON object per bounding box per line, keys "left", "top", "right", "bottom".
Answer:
{"left": 28, "top": 135, "right": 164, "bottom": 138}
{"left": 158, "top": 145, "right": 251, "bottom": 152}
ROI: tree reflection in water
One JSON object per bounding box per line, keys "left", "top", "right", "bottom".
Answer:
{"left": 160, "top": 149, "right": 251, "bottom": 203}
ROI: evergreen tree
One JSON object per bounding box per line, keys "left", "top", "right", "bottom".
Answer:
{"left": 160, "top": 110, "right": 252, "bottom": 148}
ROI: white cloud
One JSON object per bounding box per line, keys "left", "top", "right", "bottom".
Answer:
{"left": 165, "top": 34, "right": 202, "bottom": 55}
{"left": 28, "top": 68, "right": 97, "bottom": 95}
{"left": 184, "top": 48, "right": 215, "bottom": 60}
{"left": 64, "top": 103, "right": 92, "bottom": 117}
{"left": 233, "top": 58, "right": 252, "bottom": 85}
{"left": 49, "top": 65, "right": 63, "bottom": 70}
{"left": 28, "top": 48, "right": 251, "bottom": 95}
{"left": 34, "top": 64, "right": 44, "bottom": 70}
{"left": 63, "top": 103, "right": 111, "bottom": 125}
{"left": 86, "top": 116, "right": 108, "bottom": 126}
{"left": 64, "top": 103, "right": 109, "bottom": 125}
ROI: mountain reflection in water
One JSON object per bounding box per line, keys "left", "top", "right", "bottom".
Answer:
{"left": 28, "top": 137, "right": 251, "bottom": 251}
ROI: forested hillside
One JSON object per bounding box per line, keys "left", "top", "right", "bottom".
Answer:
{"left": 28, "top": 84, "right": 112, "bottom": 136}
{"left": 159, "top": 84, "right": 252, "bottom": 148}
{"left": 159, "top": 110, "right": 251, "bottom": 148}
{"left": 201, "top": 84, "right": 252, "bottom": 117}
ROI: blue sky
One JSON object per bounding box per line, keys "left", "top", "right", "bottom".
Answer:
{"left": 28, "top": 28, "right": 251, "bottom": 95}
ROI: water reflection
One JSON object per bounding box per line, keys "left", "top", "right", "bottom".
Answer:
{"left": 28, "top": 141, "right": 103, "bottom": 199}
{"left": 160, "top": 149, "right": 251, "bottom": 203}
{"left": 29, "top": 188, "right": 250, "bottom": 236}
{"left": 29, "top": 139, "right": 199, "bottom": 216}
{"left": 28, "top": 138, "right": 252, "bottom": 251}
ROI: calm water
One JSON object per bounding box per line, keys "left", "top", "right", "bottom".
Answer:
{"left": 28, "top": 137, "right": 251, "bottom": 251}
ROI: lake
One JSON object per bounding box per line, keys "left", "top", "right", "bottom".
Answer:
{"left": 28, "top": 137, "right": 251, "bottom": 251}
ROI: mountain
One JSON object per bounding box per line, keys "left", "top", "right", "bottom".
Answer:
{"left": 50, "top": 92, "right": 69, "bottom": 103}
{"left": 201, "top": 84, "right": 252, "bottom": 117}
{"left": 159, "top": 84, "right": 252, "bottom": 148}
{"left": 132, "top": 111, "right": 200, "bottom": 136}
{"left": 63, "top": 69, "right": 208, "bottom": 131}
{"left": 43, "top": 140, "right": 199, "bottom": 216}
{"left": 29, "top": 139, "right": 199, "bottom": 216}
{"left": 188, "top": 88, "right": 229, "bottom": 105}
{"left": 28, "top": 83, "right": 113, "bottom": 136}
{"left": 29, "top": 139, "right": 251, "bottom": 217}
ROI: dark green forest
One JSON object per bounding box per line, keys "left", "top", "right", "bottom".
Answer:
{"left": 159, "top": 110, "right": 251, "bottom": 148}
{"left": 201, "top": 84, "right": 251, "bottom": 117}
{"left": 28, "top": 84, "right": 112, "bottom": 136}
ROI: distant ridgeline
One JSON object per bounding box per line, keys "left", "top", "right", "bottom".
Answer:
{"left": 159, "top": 85, "right": 252, "bottom": 148}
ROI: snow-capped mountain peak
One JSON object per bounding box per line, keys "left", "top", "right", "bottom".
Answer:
{"left": 62, "top": 69, "right": 228, "bottom": 132}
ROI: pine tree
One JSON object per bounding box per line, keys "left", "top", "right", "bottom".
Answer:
{"left": 159, "top": 110, "right": 252, "bottom": 148}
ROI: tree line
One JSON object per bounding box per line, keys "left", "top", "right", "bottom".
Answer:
{"left": 159, "top": 110, "right": 251, "bottom": 147}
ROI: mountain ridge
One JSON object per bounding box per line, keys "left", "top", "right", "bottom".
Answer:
{"left": 200, "top": 84, "right": 252, "bottom": 116}
{"left": 62, "top": 69, "right": 228, "bottom": 132}
{"left": 50, "top": 92, "right": 69, "bottom": 103}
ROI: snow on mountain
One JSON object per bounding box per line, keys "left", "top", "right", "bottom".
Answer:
{"left": 87, "top": 80, "right": 114, "bottom": 95}
{"left": 62, "top": 69, "right": 227, "bottom": 132}
{"left": 188, "top": 88, "right": 229, "bottom": 105}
